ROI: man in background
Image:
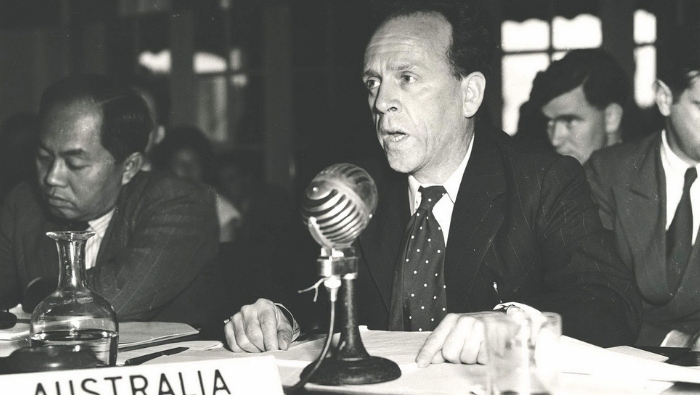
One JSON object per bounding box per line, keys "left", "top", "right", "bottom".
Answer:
{"left": 0, "top": 74, "right": 220, "bottom": 325}
{"left": 224, "top": 0, "right": 641, "bottom": 365}
{"left": 153, "top": 125, "right": 241, "bottom": 243}
{"left": 525, "top": 49, "right": 634, "bottom": 164}
{"left": 586, "top": 24, "right": 700, "bottom": 347}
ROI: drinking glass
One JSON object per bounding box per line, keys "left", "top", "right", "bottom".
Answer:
{"left": 482, "top": 311, "right": 561, "bottom": 395}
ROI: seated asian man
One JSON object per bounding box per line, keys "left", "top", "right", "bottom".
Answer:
{"left": 0, "top": 74, "right": 220, "bottom": 325}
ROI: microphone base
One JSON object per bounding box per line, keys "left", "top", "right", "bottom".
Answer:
{"left": 301, "top": 355, "right": 401, "bottom": 386}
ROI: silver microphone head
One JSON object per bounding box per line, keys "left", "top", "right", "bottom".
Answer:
{"left": 301, "top": 163, "right": 378, "bottom": 249}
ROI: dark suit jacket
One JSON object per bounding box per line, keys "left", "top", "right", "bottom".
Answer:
{"left": 586, "top": 131, "right": 700, "bottom": 346}
{"left": 355, "top": 127, "right": 642, "bottom": 347}
{"left": 0, "top": 171, "right": 220, "bottom": 325}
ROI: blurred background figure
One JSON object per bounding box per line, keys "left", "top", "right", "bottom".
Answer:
{"left": 129, "top": 75, "right": 170, "bottom": 172}
{"left": 153, "top": 125, "right": 241, "bottom": 242}
{"left": 523, "top": 49, "right": 639, "bottom": 164}
{"left": 215, "top": 151, "right": 294, "bottom": 248}
{"left": 213, "top": 150, "right": 307, "bottom": 321}
{"left": 0, "top": 112, "right": 38, "bottom": 205}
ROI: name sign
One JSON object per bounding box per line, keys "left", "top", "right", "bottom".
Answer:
{"left": 0, "top": 356, "right": 283, "bottom": 395}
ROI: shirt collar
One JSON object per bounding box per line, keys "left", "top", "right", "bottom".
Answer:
{"left": 408, "top": 134, "right": 474, "bottom": 210}
{"left": 661, "top": 129, "right": 700, "bottom": 177}
{"left": 88, "top": 208, "right": 115, "bottom": 239}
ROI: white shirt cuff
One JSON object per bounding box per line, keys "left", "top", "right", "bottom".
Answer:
{"left": 494, "top": 302, "right": 543, "bottom": 318}
{"left": 274, "top": 303, "right": 301, "bottom": 342}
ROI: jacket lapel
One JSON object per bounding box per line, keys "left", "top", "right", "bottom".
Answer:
{"left": 614, "top": 134, "right": 670, "bottom": 303}
{"left": 445, "top": 130, "right": 506, "bottom": 311}
{"left": 359, "top": 169, "right": 410, "bottom": 311}
{"left": 94, "top": 176, "right": 133, "bottom": 267}
{"left": 358, "top": 128, "right": 507, "bottom": 312}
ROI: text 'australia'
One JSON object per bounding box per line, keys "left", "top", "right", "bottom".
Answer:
{"left": 34, "top": 369, "right": 231, "bottom": 395}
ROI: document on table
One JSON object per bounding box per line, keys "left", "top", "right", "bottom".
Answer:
{"left": 220, "top": 328, "right": 487, "bottom": 394}
{"left": 116, "top": 340, "right": 224, "bottom": 366}
{"left": 219, "top": 328, "right": 700, "bottom": 394}
{"left": 0, "top": 304, "right": 31, "bottom": 341}
{"left": 561, "top": 336, "right": 700, "bottom": 383}
{"left": 0, "top": 323, "right": 29, "bottom": 341}
{"left": 272, "top": 328, "right": 428, "bottom": 370}
{"left": 0, "top": 321, "right": 199, "bottom": 354}
{"left": 118, "top": 321, "right": 199, "bottom": 350}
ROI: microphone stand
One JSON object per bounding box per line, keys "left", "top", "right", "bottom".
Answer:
{"left": 301, "top": 246, "right": 401, "bottom": 385}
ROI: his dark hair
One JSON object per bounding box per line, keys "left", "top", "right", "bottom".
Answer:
{"left": 529, "top": 49, "right": 630, "bottom": 111}
{"left": 657, "top": 24, "right": 700, "bottom": 100}
{"left": 38, "top": 74, "right": 153, "bottom": 163}
{"left": 373, "top": 0, "right": 495, "bottom": 79}
{"left": 129, "top": 73, "right": 170, "bottom": 127}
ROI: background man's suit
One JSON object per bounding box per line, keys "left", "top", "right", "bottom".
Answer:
{"left": 356, "top": 125, "right": 643, "bottom": 347}
{"left": 586, "top": 131, "right": 700, "bottom": 346}
{"left": 0, "top": 171, "right": 220, "bottom": 325}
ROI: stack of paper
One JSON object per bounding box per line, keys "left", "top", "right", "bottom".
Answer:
{"left": 0, "top": 304, "right": 31, "bottom": 341}
{"left": 118, "top": 322, "right": 199, "bottom": 351}
{"left": 0, "top": 323, "right": 29, "bottom": 341}
{"left": 116, "top": 340, "right": 223, "bottom": 366}
{"left": 250, "top": 329, "right": 700, "bottom": 394}
{"left": 560, "top": 336, "right": 700, "bottom": 383}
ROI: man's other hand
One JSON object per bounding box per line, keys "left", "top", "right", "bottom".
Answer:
{"left": 224, "top": 298, "right": 293, "bottom": 352}
{"left": 415, "top": 312, "right": 501, "bottom": 367}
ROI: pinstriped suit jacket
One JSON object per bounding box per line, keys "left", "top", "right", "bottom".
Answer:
{"left": 0, "top": 171, "right": 220, "bottom": 325}
{"left": 356, "top": 127, "right": 643, "bottom": 348}
{"left": 586, "top": 131, "right": 700, "bottom": 346}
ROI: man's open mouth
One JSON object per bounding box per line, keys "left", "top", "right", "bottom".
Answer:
{"left": 384, "top": 130, "right": 407, "bottom": 142}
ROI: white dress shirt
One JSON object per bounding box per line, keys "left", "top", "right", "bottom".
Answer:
{"left": 660, "top": 130, "right": 700, "bottom": 244}
{"left": 407, "top": 136, "right": 474, "bottom": 245}
{"left": 85, "top": 209, "right": 115, "bottom": 270}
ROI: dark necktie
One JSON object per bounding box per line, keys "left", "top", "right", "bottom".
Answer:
{"left": 667, "top": 167, "right": 697, "bottom": 292}
{"left": 389, "top": 186, "right": 447, "bottom": 332}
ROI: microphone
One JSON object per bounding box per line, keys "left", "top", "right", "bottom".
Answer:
{"left": 301, "top": 163, "right": 377, "bottom": 249}
{"left": 298, "top": 163, "right": 400, "bottom": 386}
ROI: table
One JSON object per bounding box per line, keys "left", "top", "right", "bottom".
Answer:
{"left": 2, "top": 326, "right": 700, "bottom": 394}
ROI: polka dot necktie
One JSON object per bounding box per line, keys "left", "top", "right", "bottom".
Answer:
{"left": 667, "top": 167, "right": 697, "bottom": 292}
{"left": 397, "top": 186, "right": 448, "bottom": 332}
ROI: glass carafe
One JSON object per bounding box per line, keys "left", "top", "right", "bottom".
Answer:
{"left": 29, "top": 231, "right": 119, "bottom": 366}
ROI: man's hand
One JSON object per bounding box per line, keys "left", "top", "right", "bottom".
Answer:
{"left": 689, "top": 329, "right": 700, "bottom": 351}
{"left": 224, "top": 298, "right": 293, "bottom": 353}
{"left": 415, "top": 312, "right": 501, "bottom": 367}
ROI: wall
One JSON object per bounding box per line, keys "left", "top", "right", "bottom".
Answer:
{"left": 0, "top": 27, "right": 70, "bottom": 124}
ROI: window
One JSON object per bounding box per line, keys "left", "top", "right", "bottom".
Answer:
{"left": 633, "top": 9, "right": 656, "bottom": 108}
{"left": 501, "top": 12, "right": 602, "bottom": 134}
{"left": 131, "top": 0, "right": 378, "bottom": 193}
{"left": 136, "top": 2, "right": 264, "bottom": 149}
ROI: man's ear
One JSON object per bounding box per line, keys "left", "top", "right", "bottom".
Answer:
{"left": 121, "top": 152, "right": 144, "bottom": 185}
{"left": 461, "top": 71, "right": 486, "bottom": 118}
{"left": 604, "top": 103, "right": 624, "bottom": 146}
{"left": 144, "top": 126, "right": 166, "bottom": 154}
{"left": 654, "top": 79, "right": 674, "bottom": 117}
